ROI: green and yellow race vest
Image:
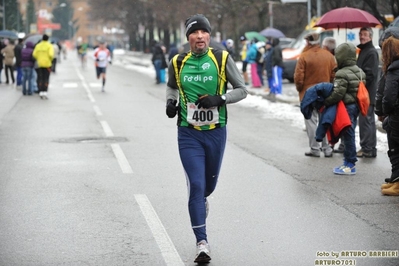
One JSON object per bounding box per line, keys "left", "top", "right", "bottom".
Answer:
{"left": 172, "top": 48, "right": 229, "bottom": 130}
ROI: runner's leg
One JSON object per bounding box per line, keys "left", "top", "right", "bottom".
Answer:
{"left": 178, "top": 127, "right": 208, "bottom": 243}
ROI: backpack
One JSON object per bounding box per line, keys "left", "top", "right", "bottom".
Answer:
{"left": 356, "top": 71, "right": 370, "bottom": 116}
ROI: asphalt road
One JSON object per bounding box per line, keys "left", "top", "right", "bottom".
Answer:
{"left": 0, "top": 51, "right": 398, "bottom": 266}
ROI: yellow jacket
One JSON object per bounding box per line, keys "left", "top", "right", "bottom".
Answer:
{"left": 33, "top": 40, "right": 54, "bottom": 68}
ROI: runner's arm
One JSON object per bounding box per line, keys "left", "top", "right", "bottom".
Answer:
{"left": 166, "top": 63, "right": 179, "bottom": 101}
{"left": 93, "top": 48, "right": 99, "bottom": 60}
{"left": 225, "top": 55, "right": 248, "bottom": 104}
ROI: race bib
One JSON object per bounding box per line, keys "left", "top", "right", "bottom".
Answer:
{"left": 186, "top": 102, "right": 220, "bottom": 126}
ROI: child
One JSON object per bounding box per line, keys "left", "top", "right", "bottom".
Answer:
{"left": 323, "top": 43, "right": 365, "bottom": 175}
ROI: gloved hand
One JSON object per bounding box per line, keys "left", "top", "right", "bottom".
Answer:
{"left": 195, "top": 95, "right": 225, "bottom": 109}
{"left": 166, "top": 99, "right": 178, "bottom": 118}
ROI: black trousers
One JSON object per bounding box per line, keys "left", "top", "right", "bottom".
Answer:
{"left": 5, "top": 65, "right": 15, "bottom": 83}
{"left": 37, "top": 68, "right": 51, "bottom": 92}
{"left": 385, "top": 114, "right": 399, "bottom": 181}
{"left": 51, "top": 58, "right": 57, "bottom": 72}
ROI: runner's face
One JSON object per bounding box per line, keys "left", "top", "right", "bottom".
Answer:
{"left": 188, "top": 30, "right": 210, "bottom": 53}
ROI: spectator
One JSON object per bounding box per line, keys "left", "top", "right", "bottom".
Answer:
{"left": 324, "top": 43, "right": 365, "bottom": 175}
{"left": 224, "top": 38, "right": 235, "bottom": 60}
{"left": 356, "top": 27, "right": 379, "bottom": 158}
{"left": 294, "top": 32, "right": 336, "bottom": 157}
{"left": 376, "top": 29, "right": 399, "bottom": 195}
{"left": 21, "top": 41, "right": 35, "bottom": 95}
{"left": 168, "top": 43, "right": 178, "bottom": 63}
{"left": 271, "top": 38, "right": 284, "bottom": 95}
{"left": 151, "top": 40, "right": 165, "bottom": 84}
{"left": 239, "top": 35, "right": 250, "bottom": 85}
{"left": 14, "top": 38, "right": 24, "bottom": 86}
{"left": 51, "top": 41, "right": 59, "bottom": 73}
{"left": 1, "top": 39, "right": 15, "bottom": 84}
{"left": 32, "top": 34, "right": 54, "bottom": 99}
{"left": 322, "top": 37, "right": 345, "bottom": 154}
{"left": 264, "top": 41, "right": 274, "bottom": 98}
{"left": 246, "top": 38, "right": 262, "bottom": 88}
{"left": 255, "top": 41, "right": 266, "bottom": 88}
{"left": 322, "top": 37, "right": 336, "bottom": 55}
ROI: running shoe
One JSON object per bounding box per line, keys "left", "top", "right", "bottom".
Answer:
{"left": 194, "top": 240, "right": 211, "bottom": 263}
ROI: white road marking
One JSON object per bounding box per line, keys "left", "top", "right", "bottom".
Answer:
{"left": 93, "top": 105, "right": 103, "bottom": 116}
{"left": 134, "top": 194, "right": 184, "bottom": 266}
{"left": 87, "top": 93, "right": 95, "bottom": 102}
{"left": 77, "top": 71, "right": 84, "bottom": 81}
{"left": 74, "top": 62, "right": 133, "bottom": 175}
{"left": 90, "top": 83, "right": 102, "bottom": 88}
{"left": 62, "top": 83, "right": 78, "bottom": 88}
{"left": 100, "top": 120, "right": 114, "bottom": 137}
{"left": 111, "top": 144, "right": 133, "bottom": 174}
{"left": 82, "top": 82, "right": 95, "bottom": 102}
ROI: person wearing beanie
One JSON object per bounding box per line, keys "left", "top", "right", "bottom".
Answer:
{"left": 377, "top": 30, "right": 399, "bottom": 195}
{"left": 32, "top": 34, "right": 54, "bottom": 99}
{"left": 184, "top": 14, "right": 212, "bottom": 41}
{"left": 239, "top": 35, "right": 250, "bottom": 85}
{"left": 165, "top": 13, "right": 247, "bottom": 263}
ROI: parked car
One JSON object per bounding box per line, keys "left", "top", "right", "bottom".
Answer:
{"left": 279, "top": 37, "right": 295, "bottom": 49}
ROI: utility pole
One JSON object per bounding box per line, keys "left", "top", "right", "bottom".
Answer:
{"left": 307, "top": 0, "right": 311, "bottom": 26}
{"left": 2, "top": 0, "right": 5, "bottom": 30}
{"left": 317, "top": 0, "right": 321, "bottom": 17}
{"left": 268, "top": 1, "right": 280, "bottom": 28}
{"left": 17, "top": 0, "right": 19, "bottom": 32}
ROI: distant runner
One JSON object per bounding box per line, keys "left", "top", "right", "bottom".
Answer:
{"left": 77, "top": 42, "right": 88, "bottom": 68}
{"left": 93, "top": 41, "right": 111, "bottom": 92}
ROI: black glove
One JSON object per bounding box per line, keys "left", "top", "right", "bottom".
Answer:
{"left": 166, "top": 99, "right": 178, "bottom": 118}
{"left": 195, "top": 95, "right": 225, "bottom": 109}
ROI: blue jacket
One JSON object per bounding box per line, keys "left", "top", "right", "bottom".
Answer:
{"left": 301, "top": 82, "right": 337, "bottom": 142}
{"left": 246, "top": 43, "right": 258, "bottom": 64}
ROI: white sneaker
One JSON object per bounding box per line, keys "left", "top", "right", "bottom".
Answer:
{"left": 194, "top": 240, "right": 211, "bottom": 263}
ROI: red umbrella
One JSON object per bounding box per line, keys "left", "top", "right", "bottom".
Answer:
{"left": 315, "top": 7, "right": 380, "bottom": 29}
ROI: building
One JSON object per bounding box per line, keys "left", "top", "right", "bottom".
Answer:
{"left": 18, "top": 0, "right": 104, "bottom": 46}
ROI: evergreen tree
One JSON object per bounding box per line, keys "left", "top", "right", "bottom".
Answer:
{"left": 26, "top": 0, "right": 36, "bottom": 34}
{"left": 4, "top": 0, "right": 23, "bottom": 32}
{"left": 52, "top": 0, "right": 74, "bottom": 40}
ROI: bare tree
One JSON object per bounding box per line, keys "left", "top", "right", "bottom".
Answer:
{"left": 88, "top": 0, "right": 399, "bottom": 52}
